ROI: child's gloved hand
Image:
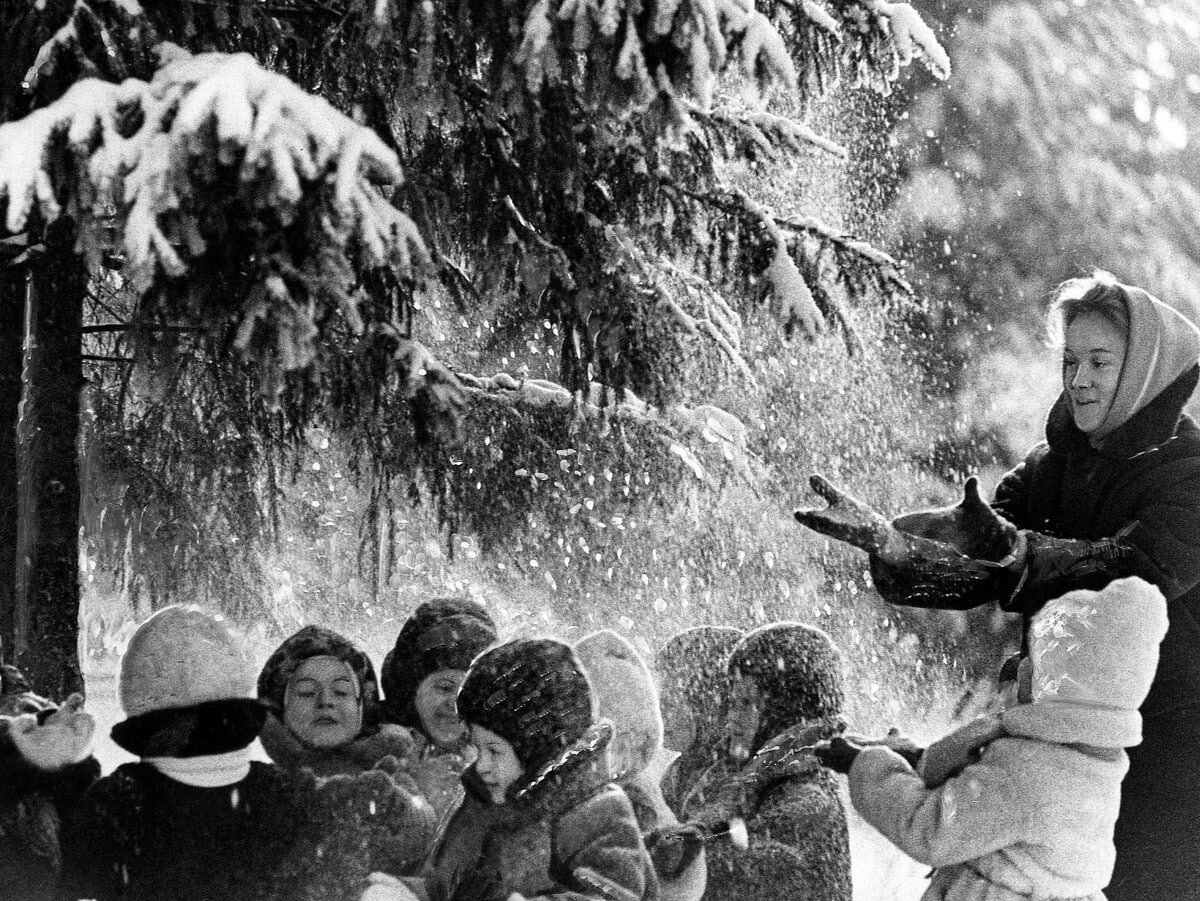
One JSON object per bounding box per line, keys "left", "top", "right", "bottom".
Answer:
{"left": 646, "top": 825, "right": 705, "bottom": 878}
{"left": 9, "top": 693, "right": 95, "bottom": 771}
{"left": 360, "top": 872, "right": 421, "bottom": 901}
{"left": 844, "top": 727, "right": 924, "bottom": 768}
{"left": 812, "top": 736, "right": 863, "bottom": 775}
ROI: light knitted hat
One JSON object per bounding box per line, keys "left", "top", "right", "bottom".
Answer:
{"left": 1028, "top": 576, "right": 1168, "bottom": 745}
{"left": 575, "top": 629, "right": 663, "bottom": 778}
{"left": 118, "top": 605, "right": 255, "bottom": 717}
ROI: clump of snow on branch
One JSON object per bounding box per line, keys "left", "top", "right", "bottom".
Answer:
{"left": 0, "top": 46, "right": 428, "bottom": 382}
{"left": 866, "top": 0, "right": 951, "bottom": 79}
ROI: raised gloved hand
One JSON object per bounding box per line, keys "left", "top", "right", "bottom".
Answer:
{"left": 646, "top": 825, "right": 706, "bottom": 878}
{"left": 8, "top": 693, "right": 95, "bottom": 772}
{"left": 812, "top": 736, "right": 863, "bottom": 775}
{"left": 794, "top": 475, "right": 900, "bottom": 558}
{"left": 845, "top": 727, "right": 924, "bottom": 768}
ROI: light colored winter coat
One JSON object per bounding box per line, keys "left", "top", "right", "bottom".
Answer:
{"left": 576, "top": 630, "right": 706, "bottom": 901}
{"left": 849, "top": 577, "right": 1168, "bottom": 901}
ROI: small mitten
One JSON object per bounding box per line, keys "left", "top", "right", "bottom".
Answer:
{"left": 812, "top": 736, "right": 862, "bottom": 775}
{"left": 9, "top": 694, "right": 95, "bottom": 771}
{"left": 646, "top": 824, "right": 705, "bottom": 878}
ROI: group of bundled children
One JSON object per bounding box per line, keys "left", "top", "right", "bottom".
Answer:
{"left": 0, "top": 574, "right": 1169, "bottom": 900}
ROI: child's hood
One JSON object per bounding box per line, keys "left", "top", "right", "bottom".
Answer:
{"left": 1010, "top": 576, "right": 1168, "bottom": 748}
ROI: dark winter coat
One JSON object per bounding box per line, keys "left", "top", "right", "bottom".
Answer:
{"left": 0, "top": 726, "right": 98, "bottom": 901}
{"left": 59, "top": 759, "right": 436, "bottom": 901}
{"left": 990, "top": 368, "right": 1200, "bottom": 901}
{"left": 679, "top": 724, "right": 852, "bottom": 901}
{"left": 414, "top": 732, "right": 658, "bottom": 901}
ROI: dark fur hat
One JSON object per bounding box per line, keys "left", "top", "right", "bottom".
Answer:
{"left": 728, "top": 622, "right": 844, "bottom": 753}
{"left": 257, "top": 625, "right": 381, "bottom": 729}
{"left": 456, "top": 637, "right": 595, "bottom": 777}
{"left": 381, "top": 598, "right": 497, "bottom": 729}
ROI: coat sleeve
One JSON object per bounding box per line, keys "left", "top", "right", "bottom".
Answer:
{"left": 991, "top": 458, "right": 1032, "bottom": 528}
{"left": 1123, "top": 460, "right": 1200, "bottom": 601}
{"left": 537, "top": 789, "right": 654, "bottom": 901}
{"left": 58, "top": 779, "right": 123, "bottom": 901}
{"left": 848, "top": 746, "right": 1027, "bottom": 868}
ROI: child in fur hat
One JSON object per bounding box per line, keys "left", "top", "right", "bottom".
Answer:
{"left": 0, "top": 665, "right": 98, "bottom": 901}
{"left": 370, "top": 636, "right": 658, "bottom": 901}
{"left": 576, "top": 630, "right": 705, "bottom": 901}
{"left": 817, "top": 576, "right": 1168, "bottom": 901}
{"left": 60, "top": 605, "right": 434, "bottom": 901}
{"left": 654, "top": 626, "right": 742, "bottom": 814}
{"left": 677, "top": 622, "right": 852, "bottom": 901}
{"left": 381, "top": 598, "right": 498, "bottom": 826}
{"left": 258, "top": 625, "right": 416, "bottom": 777}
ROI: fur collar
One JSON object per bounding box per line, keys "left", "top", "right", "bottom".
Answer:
{"left": 258, "top": 713, "right": 414, "bottom": 777}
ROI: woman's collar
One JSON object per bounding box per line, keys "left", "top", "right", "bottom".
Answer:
{"left": 1046, "top": 364, "right": 1198, "bottom": 460}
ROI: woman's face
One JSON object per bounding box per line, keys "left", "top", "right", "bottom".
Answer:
{"left": 725, "top": 674, "right": 763, "bottom": 763}
{"left": 1063, "top": 312, "right": 1126, "bottom": 434}
{"left": 415, "top": 668, "right": 468, "bottom": 747}
{"left": 470, "top": 724, "right": 524, "bottom": 804}
{"left": 284, "top": 656, "right": 362, "bottom": 749}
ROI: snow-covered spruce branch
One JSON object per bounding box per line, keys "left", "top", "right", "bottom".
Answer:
{"left": 510, "top": 0, "right": 796, "bottom": 105}
{"left": 453, "top": 371, "right": 757, "bottom": 486}
{"left": 0, "top": 45, "right": 429, "bottom": 377}
{"left": 702, "top": 106, "right": 848, "bottom": 160}
{"left": 690, "top": 185, "right": 913, "bottom": 304}
{"left": 864, "top": 0, "right": 951, "bottom": 79}
{"left": 602, "top": 224, "right": 757, "bottom": 384}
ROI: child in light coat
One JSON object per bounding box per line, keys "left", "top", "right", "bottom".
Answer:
{"left": 817, "top": 576, "right": 1168, "bottom": 900}
{"left": 576, "top": 630, "right": 705, "bottom": 901}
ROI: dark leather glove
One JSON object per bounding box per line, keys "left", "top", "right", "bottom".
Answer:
{"left": 794, "top": 474, "right": 898, "bottom": 557}
{"left": 813, "top": 736, "right": 863, "bottom": 775}
{"left": 646, "top": 825, "right": 705, "bottom": 879}
{"left": 1002, "top": 525, "right": 1137, "bottom": 614}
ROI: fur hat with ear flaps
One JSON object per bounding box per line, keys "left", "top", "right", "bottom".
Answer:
{"left": 381, "top": 597, "right": 497, "bottom": 729}
{"left": 575, "top": 630, "right": 662, "bottom": 778}
{"left": 456, "top": 637, "right": 603, "bottom": 795}
{"left": 257, "top": 625, "right": 382, "bottom": 729}
{"left": 728, "top": 622, "right": 844, "bottom": 755}
{"left": 111, "top": 605, "right": 267, "bottom": 758}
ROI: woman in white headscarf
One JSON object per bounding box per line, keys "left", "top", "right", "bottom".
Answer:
{"left": 796, "top": 272, "right": 1200, "bottom": 901}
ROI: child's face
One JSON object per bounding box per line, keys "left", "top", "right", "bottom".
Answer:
{"left": 415, "top": 668, "right": 468, "bottom": 747}
{"left": 470, "top": 724, "right": 524, "bottom": 804}
{"left": 284, "top": 656, "right": 362, "bottom": 748}
{"left": 725, "top": 674, "right": 763, "bottom": 763}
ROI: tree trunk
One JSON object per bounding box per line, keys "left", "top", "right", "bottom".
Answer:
{"left": 16, "top": 221, "right": 84, "bottom": 698}
{"left": 0, "top": 267, "right": 24, "bottom": 661}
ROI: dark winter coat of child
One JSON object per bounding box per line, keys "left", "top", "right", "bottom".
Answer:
{"left": 830, "top": 576, "right": 1167, "bottom": 901}
{"left": 389, "top": 636, "right": 658, "bottom": 901}
{"left": 59, "top": 605, "right": 434, "bottom": 901}
{"left": 677, "top": 622, "right": 852, "bottom": 901}
{"left": 380, "top": 597, "right": 498, "bottom": 830}
{"left": 654, "top": 626, "right": 743, "bottom": 817}
{"left": 0, "top": 665, "right": 98, "bottom": 901}
{"left": 576, "top": 629, "right": 705, "bottom": 901}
